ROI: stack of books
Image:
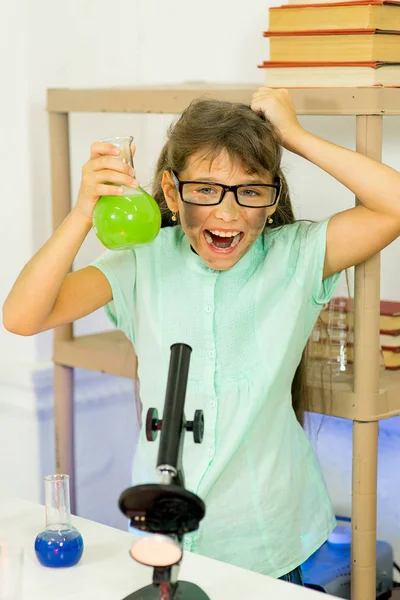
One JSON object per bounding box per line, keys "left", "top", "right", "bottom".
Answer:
{"left": 259, "top": 0, "right": 400, "bottom": 87}
{"left": 310, "top": 297, "right": 400, "bottom": 370}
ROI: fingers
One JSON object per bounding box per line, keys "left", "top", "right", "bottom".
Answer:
{"left": 89, "top": 141, "right": 137, "bottom": 158}
{"left": 83, "top": 155, "right": 137, "bottom": 184}
{"left": 251, "top": 87, "right": 293, "bottom": 114}
{"left": 89, "top": 154, "right": 134, "bottom": 174}
{"left": 90, "top": 142, "right": 120, "bottom": 159}
{"left": 94, "top": 169, "right": 139, "bottom": 188}
{"left": 92, "top": 183, "right": 126, "bottom": 197}
{"left": 253, "top": 86, "right": 289, "bottom": 98}
{"left": 83, "top": 141, "right": 140, "bottom": 199}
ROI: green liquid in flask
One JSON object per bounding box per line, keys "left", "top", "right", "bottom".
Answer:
{"left": 93, "top": 187, "right": 161, "bottom": 251}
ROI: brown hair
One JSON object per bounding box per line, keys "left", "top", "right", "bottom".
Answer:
{"left": 151, "top": 98, "right": 310, "bottom": 425}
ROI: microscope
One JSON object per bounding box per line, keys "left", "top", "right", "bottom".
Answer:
{"left": 118, "top": 343, "right": 210, "bottom": 600}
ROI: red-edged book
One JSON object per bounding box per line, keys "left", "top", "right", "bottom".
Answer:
{"left": 380, "top": 329, "right": 400, "bottom": 347}
{"left": 313, "top": 298, "right": 400, "bottom": 369}
{"left": 286, "top": 0, "right": 400, "bottom": 6}
{"left": 263, "top": 29, "right": 400, "bottom": 62}
{"left": 268, "top": 0, "right": 400, "bottom": 27}
{"left": 320, "top": 297, "right": 400, "bottom": 331}
{"left": 381, "top": 345, "right": 400, "bottom": 369}
{"left": 258, "top": 60, "right": 400, "bottom": 87}
{"left": 310, "top": 337, "right": 400, "bottom": 368}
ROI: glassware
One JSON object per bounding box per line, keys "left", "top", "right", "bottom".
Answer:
{"left": 308, "top": 296, "right": 354, "bottom": 384}
{"left": 34, "top": 474, "right": 83, "bottom": 568}
{"left": 92, "top": 136, "right": 161, "bottom": 250}
{"left": 0, "top": 544, "right": 23, "bottom": 600}
{"left": 326, "top": 296, "right": 352, "bottom": 377}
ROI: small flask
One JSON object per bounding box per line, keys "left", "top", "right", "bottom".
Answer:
{"left": 34, "top": 474, "right": 83, "bottom": 568}
{"left": 92, "top": 136, "right": 161, "bottom": 250}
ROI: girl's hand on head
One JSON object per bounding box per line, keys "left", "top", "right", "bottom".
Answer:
{"left": 251, "top": 87, "right": 305, "bottom": 150}
{"left": 74, "top": 142, "right": 140, "bottom": 223}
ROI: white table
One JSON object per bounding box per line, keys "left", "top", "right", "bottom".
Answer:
{"left": 0, "top": 494, "right": 333, "bottom": 599}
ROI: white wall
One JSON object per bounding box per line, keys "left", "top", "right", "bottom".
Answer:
{"left": 1, "top": 0, "right": 399, "bottom": 576}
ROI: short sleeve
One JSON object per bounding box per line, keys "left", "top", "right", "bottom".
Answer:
{"left": 91, "top": 249, "right": 136, "bottom": 344}
{"left": 299, "top": 218, "right": 341, "bottom": 306}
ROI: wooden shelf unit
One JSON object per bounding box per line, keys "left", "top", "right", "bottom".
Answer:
{"left": 47, "top": 85, "right": 400, "bottom": 600}
{"left": 54, "top": 330, "right": 400, "bottom": 422}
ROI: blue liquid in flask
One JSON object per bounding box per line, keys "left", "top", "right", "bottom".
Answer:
{"left": 35, "top": 474, "right": 84, "bottom": 568}
{"left": 35, "top": 527, "right": 84, "bottom": 568}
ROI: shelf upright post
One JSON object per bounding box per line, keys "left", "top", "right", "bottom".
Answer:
{"left": 48, "top": 110, "right": 76, "bottom": 513}
{"left": 352, "top": 114, "right": 383, "bottom": 600}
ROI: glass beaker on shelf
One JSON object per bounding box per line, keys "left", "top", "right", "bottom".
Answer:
{"left": 324, "top": 296, "right": 353, "bottom": 379}
{"left": 308, "top": 296, "right": 353, "bottom": 382}
{"left": 34, "top": 474, "right": 83, "bottom": 568}
{"left": 92, "top": 136, "right": 161, "bottom": 250}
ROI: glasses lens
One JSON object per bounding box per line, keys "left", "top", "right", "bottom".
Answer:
{"left": 237, "top": 185, "right": 276, "bottom": 207}
{"left": 181, "top": 183, "right": 223, "bottom": 205}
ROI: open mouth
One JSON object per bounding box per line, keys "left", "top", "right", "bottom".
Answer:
{"left": 203, "top": 229, "right": 244, "bottom": 253}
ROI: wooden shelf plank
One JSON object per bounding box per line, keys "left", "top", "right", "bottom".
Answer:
{"left": 47, "top": 85, "right": 257, "bottom": 115}
{"left": 54, "top": 331, "right": 137, "bottom": 379}
{"left": 47, "top": 85, "right": 400, "bottom": 116}
{"left": 309, "top": 368, "right": 400, "bottom": 421}
{"left": 54, "top": 332, "right": 400, "bottom": 421}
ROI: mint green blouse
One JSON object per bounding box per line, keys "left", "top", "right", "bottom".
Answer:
{"left": 92, "top": 219, "right": 340, "bottom": 578}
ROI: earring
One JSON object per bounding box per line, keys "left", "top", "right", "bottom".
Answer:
{"left": 267, "top": 216, "right": 274, "bottom": 224}
{"left": 171, "top": 211, "right": 178, "bottom": 222}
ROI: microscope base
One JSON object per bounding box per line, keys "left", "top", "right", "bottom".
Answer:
{"left": 123, "top": 581, "right": 210, "bottom": 600}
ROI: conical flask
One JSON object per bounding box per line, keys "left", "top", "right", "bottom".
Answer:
{"left": 92, "top": 136, "right": 161, "bottom": 250}
{"left": 34, "top": 474, "right": 84, "bottom": 568}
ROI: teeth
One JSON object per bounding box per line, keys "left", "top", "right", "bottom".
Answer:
{"left": 231, "top": 234, "right": 241, "bottom": 248}
{"left": 209, "top": 230, "right": 240, "bottom": 237}
{"left": 204, "top": 230, "right": 242, "bottom": 250}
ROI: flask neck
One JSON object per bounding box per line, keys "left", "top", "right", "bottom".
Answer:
{"left": 102, "top": 136, "right": 134, "bottom": 168}
{"left": 44, "top": 475, "right": 72, "bottom": 528}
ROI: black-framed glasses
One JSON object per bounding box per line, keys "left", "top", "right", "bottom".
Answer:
{"left": 171, "top": 171, "right": 281, "bottom": 208}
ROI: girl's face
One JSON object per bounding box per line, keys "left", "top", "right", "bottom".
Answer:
{"left": 162, "top": 151, "right": 278, "bottom": 271}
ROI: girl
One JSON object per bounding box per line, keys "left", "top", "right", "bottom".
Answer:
{"left": 3, "top": 88, "right": 400, "bottom": 585}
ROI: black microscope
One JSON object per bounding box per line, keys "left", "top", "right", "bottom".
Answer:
{"left": 118, "top": 343, "right": 210, "bottom": 600}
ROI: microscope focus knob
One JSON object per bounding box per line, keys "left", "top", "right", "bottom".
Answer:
{"left": 186, "top": 410, "right": 204, "bottom": 444}
{"left": 146, "top": 408, "right": 162, "bottom": 442}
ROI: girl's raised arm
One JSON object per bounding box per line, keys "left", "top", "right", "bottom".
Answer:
{"left": 3, "top": 141, "right": 138, "bottom": 335}
{"left": 251, "top": 87, "right": 400, "bottom": 278}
